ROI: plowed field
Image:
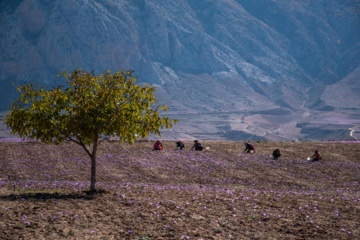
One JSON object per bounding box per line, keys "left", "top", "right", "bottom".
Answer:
{"left": 0, "top": 139, "right": 359, "bottom": 239}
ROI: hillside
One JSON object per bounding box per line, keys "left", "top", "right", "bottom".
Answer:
{"left": 0, "top": 140, "right": 359, "bottom": 239}
{"left": 1, "top": 0, "right": 360, "bottom": 141}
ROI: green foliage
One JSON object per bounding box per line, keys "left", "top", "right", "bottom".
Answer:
{"left": 5, "top": 69, "right": 177, "bottom": 145}
{"left": 5, "top": 68, "right": 177, "bottom": 193}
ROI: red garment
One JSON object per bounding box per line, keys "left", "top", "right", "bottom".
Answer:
{"left": 153, "top": 140, "right": 163, "bottom": 150}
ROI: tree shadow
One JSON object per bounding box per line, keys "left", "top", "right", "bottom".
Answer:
{"left": 0, "top": 189, "right": 109, "bottom": 201}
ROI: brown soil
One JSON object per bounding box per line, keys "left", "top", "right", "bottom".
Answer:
{"left": 0, "top": 140, "right": 359, "bottom": 239}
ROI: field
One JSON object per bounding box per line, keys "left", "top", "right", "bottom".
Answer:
{"left": 0, "top": 139, "right": 359, "bottom": 240}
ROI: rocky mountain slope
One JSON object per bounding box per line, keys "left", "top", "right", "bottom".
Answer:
{"left": 1, "top": 0, "right": 359, "bottom": 140}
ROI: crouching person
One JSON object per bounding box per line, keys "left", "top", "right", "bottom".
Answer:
{"left": 176, "top": 141, "right": 185, "bottom": 150}
{"left": 153, "top": 140, "right": 163, "bottom": 150}
{"left": 271, "top": 148, "right": 281, "bottom": 160}
{"left": 308, "top": 150, "right": 322, "bottom": 162}
{"left": 191, "top": 140, "right": 203, "bottom": 151}
{"left": 243, "top": 142, "right": 255, "bottom": 154}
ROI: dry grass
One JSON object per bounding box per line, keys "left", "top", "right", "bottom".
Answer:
{"left": 0, "top": 139, "right": 359, "bottom": 239}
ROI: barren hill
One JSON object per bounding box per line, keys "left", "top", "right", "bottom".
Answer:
{"left": 1, "top": 0, "right": 360, "bottom": 140}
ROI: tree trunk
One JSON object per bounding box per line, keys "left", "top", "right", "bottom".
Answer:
{"left": 90, "top": 153, "right": 96, "bottom": 194}
{"left": 89, "top": 137, "right": 99, "bottom": 195}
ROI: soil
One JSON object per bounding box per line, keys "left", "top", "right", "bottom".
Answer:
{"left": 0, "top": 139, "right": 359, "bottom": 239}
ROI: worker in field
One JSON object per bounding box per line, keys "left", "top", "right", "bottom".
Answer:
{"left": 153, "top": 140, "right": 163, "bottom": 150}
{"left": 272, "top": 148, "right": 281, "bottom": 160}
{"left": 308, "top": 150, "right": 322, "bottom": 162}
{"left": 176, "top": 141, "right": 185, "bottom": 150}
{"left": 243, "top": 142, "right": 255, "bottom": 154}
{"left": 190, "top": 140, "right": 203, "bottom": 151}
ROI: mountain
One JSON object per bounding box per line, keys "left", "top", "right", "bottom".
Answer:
{"left": 1, "top": 0, "right": 360, "bottom": 141}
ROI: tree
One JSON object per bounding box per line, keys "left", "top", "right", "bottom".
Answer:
{"left": 5, "top": 69, "right": 177, "bottom": 194}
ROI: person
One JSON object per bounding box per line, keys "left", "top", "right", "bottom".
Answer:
{"left": 190, "top": 140, "right": 203, "bottom": 151}
{"left": 153, "top": 140, "right": 163, "bottom": 150}
{"left": 176, "top": 141, "right": 185, "bottom": 150}
{"left": 243, "top": 142, "right": 255, "bottom": 154}
{"left": 272, "top": 148, "right": 281, "bottom": 160}
{"left": 309, "top": 150, "right": 322, "bottom": 162}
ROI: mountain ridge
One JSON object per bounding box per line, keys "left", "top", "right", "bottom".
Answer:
{"left": 1, "top": 0, "right": 359, "bottom": 140}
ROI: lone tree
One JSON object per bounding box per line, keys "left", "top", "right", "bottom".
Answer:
{"left": 5, "top": 69, "right": 177, "bottom": 194}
